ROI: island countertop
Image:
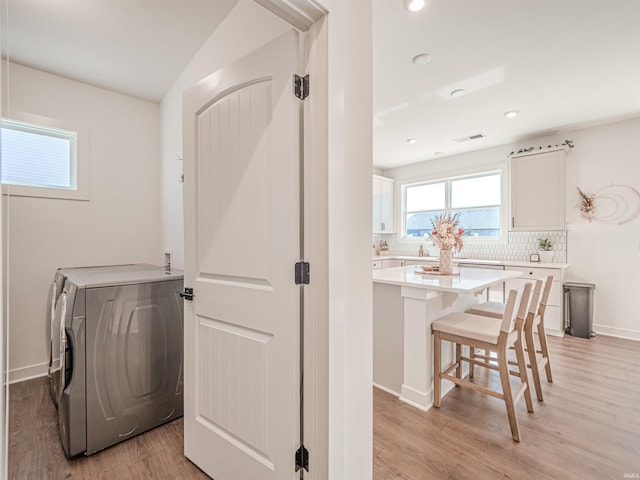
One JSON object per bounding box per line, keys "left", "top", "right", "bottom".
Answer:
{"left": 373, "top": 265, "right": 525, "bottom": 409}
{"left": 372, "top": 255, "right": 569, "bottom": 270}
{"left": 372, "top": 265, "right": 522, "bottom": 294}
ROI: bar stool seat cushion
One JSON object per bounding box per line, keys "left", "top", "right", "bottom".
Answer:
{"left": 432, "top": 312, "right": 501, "bottom": 344}
{"left": 466, "top": 301, "right": 505, "bottom": 319}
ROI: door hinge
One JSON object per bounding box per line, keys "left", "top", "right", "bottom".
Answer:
{"left": 294, "top": 74, "right": 309, "bottom": 100}
{"left": 180, "top": 287, "right": 194, "bottom": 301}
{"left": 295, "top": 262, "right": 310, "bottom": 285}
{"left": 295, "top": 445, "right": 309, "bottom": 472}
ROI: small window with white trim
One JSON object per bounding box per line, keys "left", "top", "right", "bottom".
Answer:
{"left": 402, "top": 169, "right": 506, "bottom": 242}
{"left": 0, "top": 113, "right": 90, "bottom": 200}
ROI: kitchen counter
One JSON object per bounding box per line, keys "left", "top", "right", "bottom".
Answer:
{"left": 372, "top": 254, "right": 569, "bottom": 270}
{"left": 373, "top": 258, "right": 569, "bottom": 336}
{"left": 373, "top": 265, "right": 524, "bottom": 412}
{"left": 372, "top": 265, "right": 522, "bottom": 294}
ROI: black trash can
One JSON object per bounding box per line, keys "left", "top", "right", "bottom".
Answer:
{"left": 563, "top": 282, "right": 596, "bottom": 338}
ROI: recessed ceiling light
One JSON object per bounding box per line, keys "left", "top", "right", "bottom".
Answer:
{"left": 412, "top": 53, "right": 431, "bottom": 65}
{"left": 450, "top": 89, "right": 466, "bottom": 98}
{"left": 405, "top": 0, "right": 426, "bottom": 12}
{"left": 407, "top": 138, "right": 417, "bottom": 144}
{"left": 504, "top": 110, "right": 520, "bottom": 118}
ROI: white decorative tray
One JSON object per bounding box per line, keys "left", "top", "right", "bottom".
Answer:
{"left": 414, "top": 266, "right": 460, "bottom": 277}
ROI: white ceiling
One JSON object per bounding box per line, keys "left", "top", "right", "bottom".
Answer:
{"left": 374, "top": 0, "right": 640, "bottom": 168}
{"left": 4, "top": 0, "right": 239, "bottom": 103}
{"left": 3, "top": 0, "right": 640, "bottom": 169}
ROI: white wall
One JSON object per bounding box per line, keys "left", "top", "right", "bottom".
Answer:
{"left": 385, "top": 116, "right": 640, "bottom": 339}
{"left": 563, "top": 118, "right": 640, "bottom": 339}
{"left": 4, "top": 63, "right": 163, "bottom": 381}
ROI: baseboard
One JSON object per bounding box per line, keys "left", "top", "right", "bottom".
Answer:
{"left": 593, "top": 324, "right": 640, "bottom": 341}
{"left": 373, "top": 382, "right": 400, "bottom": 398}
{"left": 546, "top": 328, "right": 565, "bottom": 338}
{"left": 399, "top": 384, "right": 430, "bottom": 411}
{"left": 8, "top": 362, "right": 48, "bottom": 384}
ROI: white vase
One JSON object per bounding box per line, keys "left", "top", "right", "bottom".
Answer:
{"left": 439, "top": 249, "right": 454, "bottom": 274}
{"left": 538, "top": 250, "right": 554, "bottom": 263}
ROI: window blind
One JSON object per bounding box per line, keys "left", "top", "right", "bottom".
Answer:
{"left": 1, "top": 120, "right": 75, "bottom": 189}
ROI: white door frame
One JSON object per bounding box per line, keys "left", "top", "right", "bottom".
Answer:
{"left": 0, "top": 47, "right": 7, "bottom": 479}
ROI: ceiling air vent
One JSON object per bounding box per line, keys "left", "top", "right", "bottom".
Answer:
{"left": 452, "top": 133, "right": 486, "bottom": 143}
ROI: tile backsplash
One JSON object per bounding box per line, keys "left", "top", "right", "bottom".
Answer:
{"left": 373, "top": 231, "right": 567, "bottom": 263}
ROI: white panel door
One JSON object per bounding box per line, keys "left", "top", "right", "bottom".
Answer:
{"left": 183, "top": 30, "right": 300, "bottom": 480}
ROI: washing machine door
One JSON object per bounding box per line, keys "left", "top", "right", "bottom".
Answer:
{"left": 47, "top": 281, "right": 58, "bottom": 404}
{"left": 48, "top": 271, "right": 68, "bottom": 404}
{"left": 50, "top": 292, "right": 68, "bottom": 406}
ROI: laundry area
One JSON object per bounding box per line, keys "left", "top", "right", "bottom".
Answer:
{"left": 48, "top": 264, "right": 184, "bottom": 458}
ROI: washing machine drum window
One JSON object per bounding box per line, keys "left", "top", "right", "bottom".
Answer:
{"left": 50, "top": 292, "right": 70, "bottom": 406}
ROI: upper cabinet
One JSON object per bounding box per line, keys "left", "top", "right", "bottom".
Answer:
{"left": 373, "top": 175, "right": 395, "bottom": 233}
{"left": 510, "top": 147, "right": 567, "bottom": 231}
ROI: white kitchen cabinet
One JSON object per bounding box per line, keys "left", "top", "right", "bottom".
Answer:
{"left": 504, "top": 265, "right": 565, "bottom": 336}
{"left": 403, "top": 260, "right": 421, "bottom": 266}
{"left": 404, "top": 259, "right": 437, "bottom": 266}
{"left": 457, "top": 262, "right": 507, "bottom": 302}
{"left": 373, "top": 259, "right": 407, "bottom": 269}
{"left": 510, "top": 147, "right": 566, "bottom": 231}
{"left": 373, "top": 175, "right": 394, "bottom": 233}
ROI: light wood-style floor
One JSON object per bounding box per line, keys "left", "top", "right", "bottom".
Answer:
{"left": 374, "top": 334, "right": 640, "bottom": 479}
{"left": 8, "top": 334, "right": 640, "bottom": 479}
{"left": 8, "top": 377, "right": 209, "bottom": 479}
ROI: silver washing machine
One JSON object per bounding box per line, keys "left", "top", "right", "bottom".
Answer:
{"left": 50, "top": 264, "right": 184, "bottom": 457}
{"left": 47, "top": 264, "right": 145, "bottom": 406}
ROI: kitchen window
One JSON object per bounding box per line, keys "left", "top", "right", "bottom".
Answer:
{"left": 0, "top": 114, "right": 90, "bottom": 200}
{"left": 402, "top": 169, "right": 505, "bottom": 242}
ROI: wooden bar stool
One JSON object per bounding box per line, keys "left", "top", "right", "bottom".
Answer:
{"left": 432, "top": 283, "right": 533, "bottom": 442}
{"left": 467, "top": 276, "right": 554, "bottom": 401}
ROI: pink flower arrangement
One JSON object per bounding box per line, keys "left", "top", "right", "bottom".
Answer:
{"left": 430, "top": 212, "right": 465, "bottom": 252}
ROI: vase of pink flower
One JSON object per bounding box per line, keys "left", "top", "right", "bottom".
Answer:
{"left": 430, "top": 212, "right": 465, "bottom": 275}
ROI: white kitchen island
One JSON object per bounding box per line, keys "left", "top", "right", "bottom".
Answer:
{"left": 373, "top": 265, "right": 523, "bottom": 411}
